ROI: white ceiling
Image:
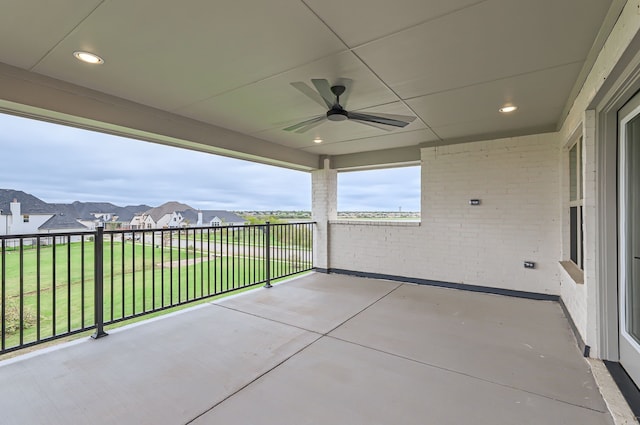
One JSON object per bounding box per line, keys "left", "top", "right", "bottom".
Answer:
{"left": 0, "top": 0, "right": 618, "bottom": 170}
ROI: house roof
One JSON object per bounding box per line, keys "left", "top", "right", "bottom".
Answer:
{"left": 145, "top": 201, "right": 193, "bottom": 222}
{"left": 71, "top": 201, "right": 118, "bottom": 220}
{"left": 118, "top": 205, "right": 151, "bottom": 222}
{"left": 1, "top": 189, "right": 244, "bottom": 227}
{"left": 180, "top": 209, "right": 199, "bottom": 224}
{"left": 50, "top": 203, "right": 83, "bottom": 218}
{"left": 0, "top": 189, "right": 56, "bottom": 215}
{"left": 0, "top": 1, "right": 620, "bottom": 171}
{"left": 69, "top": 201, "right": 151, "bottom": 222}
{"left": 39, "top": 213, "right": 88, "bottom": 231}
{"left": 202, "top": 211, "right": 245, "bottom": 224}
{"left": 0, "top": 190, "right": 154, "bottom": 224}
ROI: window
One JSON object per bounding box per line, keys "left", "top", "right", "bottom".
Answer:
{"left": 569, "top": 137, "right": 584, "bottom": 269}
{"left": 337, "top": 166, "right": 421, "bottom": 218}
{"left": 23, "top": 214, "right": 29, "bottom": 223}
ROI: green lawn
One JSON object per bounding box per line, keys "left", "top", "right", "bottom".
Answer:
{"left": 175, "top": 225, "right": 312, "bottom": 249}
{"left": 0, "top": 239, "right": 311, "bottom": 352}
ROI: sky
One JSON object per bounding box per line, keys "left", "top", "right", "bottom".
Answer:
{"left": 0, "top": 113, "right": 420, "bottom": 211}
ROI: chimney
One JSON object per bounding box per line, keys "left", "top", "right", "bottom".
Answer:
{"left": 197, "top": 210, "right": 203, "bottom": 226}
{"left": 10, "top": 198, "right": 20, "bottom": 217}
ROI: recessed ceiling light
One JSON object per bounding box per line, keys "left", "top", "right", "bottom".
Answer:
{"left": 313, "top": 138, "right": 323, "bottom": 144}
{"left": 499, "top": 105, "right": 517, "bottom": 113}
{"left": 73, "top": 51, "right": 104, "bottom": 64}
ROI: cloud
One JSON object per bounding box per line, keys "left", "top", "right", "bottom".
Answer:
{"left": 0, "top": 113, "right": 310, "bottom": 210}
{"left": 338, "top": 167, "right": 420, "bottom": 211}
{"left": 0, "top": 113, "right": 420, "bottom": 211}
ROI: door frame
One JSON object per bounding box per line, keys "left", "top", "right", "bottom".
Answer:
{"left": 592, "top": 34, "right": 640, "bottom": 361}
{"left": 618, "top": 94, "right": 640, "bottom": 384}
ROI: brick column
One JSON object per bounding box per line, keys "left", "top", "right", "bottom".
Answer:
{"left": 312, "top": 157, "right": 337, "bottom": 272}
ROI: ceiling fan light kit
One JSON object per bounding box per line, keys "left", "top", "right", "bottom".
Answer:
{"left": 327, "top": 107, "right": 348, "bottom": 121}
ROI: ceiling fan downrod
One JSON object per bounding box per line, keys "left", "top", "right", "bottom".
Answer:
{"left": 327, "top": 85, "right": 348, "bottom": 121}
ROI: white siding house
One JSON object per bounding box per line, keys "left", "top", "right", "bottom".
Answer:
{"left": 0, "top": 199, "right": 53, "bottom": 235}
{"left": 156, "top": 211, "right": 183, "bottom": 228}
{"left": 200, "top": 211, "right": 246, "bottom": 227}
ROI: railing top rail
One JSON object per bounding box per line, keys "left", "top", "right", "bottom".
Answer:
{"left": 0, "top": 221, "right": 317, "bottom": 240}
{"left": 102, "top": 222, "right": 316, "bottom": 234}
{"left": 267, "top": 221, "right": 317, "bottom": 226}
{"left": 0, "top": 230, "right": 96, "bottom": 240}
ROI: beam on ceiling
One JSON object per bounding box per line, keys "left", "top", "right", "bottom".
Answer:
{"left": 331, "top": 146, "right": 420, "bottom": 171}
{"left": 0, "top": 62, "right": 319, "bottom": 171}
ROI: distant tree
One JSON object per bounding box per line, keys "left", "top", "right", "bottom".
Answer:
{"left": 244, "top": 215, "right": 262, "bottom": 225}
{"left": 105, "top": 222, "right": 121, "bottom": 231}
{"left": 243, "top": 215, "right": 283, "bottom": 225}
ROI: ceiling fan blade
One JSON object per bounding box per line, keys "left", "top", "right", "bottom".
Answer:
{"left": 295, "top": 116, "right": 327, "bottom": 133}
{"left": 351, "top": 120, "right": 393, "bottom": 132}
{"left": 283, "top": 115, "right": 326, "bottom": 132}
{"left": 335, "top": 78, "right": 353, "bottom": 107}
{"left": 348, "top": 112, "right": 415, "bottom": 128}
{"left": 311, "top": 79, "right": 335, "bottom": 108}
{"left": 360, "top": 112, "right": 417, "bottom": 123}
{"left": 290, "top": 82, "right": 327, "bottom": 108}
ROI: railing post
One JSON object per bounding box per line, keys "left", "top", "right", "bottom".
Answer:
{"left": 92, "top": 224, "right": 108, "bottom": 339}
{"left": 264, "top": 221, "right": 272, "bottom": 288}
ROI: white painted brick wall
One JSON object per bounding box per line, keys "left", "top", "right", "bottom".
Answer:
{"left": 329, "top": 133, "right": 561, "bottom": 295}
{"left": 556, "top": 0, "right": 640, "bottom": 355}
{"left": 557, "top": 112, "right": 596, "bottom": 343}
{"left": 312, "top": 162, "right": 337, "bottom": 270}
{"left": 560, "top": 269, "right": 587, "bottom": 338}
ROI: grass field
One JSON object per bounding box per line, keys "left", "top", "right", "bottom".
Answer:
{"left": 175, "top": 224, "right": 312, "bottom": 249}
{"left": 0, "top": 238, "right": 311, "bottom": 352}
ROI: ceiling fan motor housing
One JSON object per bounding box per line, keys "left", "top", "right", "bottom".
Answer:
{"left": 327, "top": 108, "right": 349, "bottom": 121}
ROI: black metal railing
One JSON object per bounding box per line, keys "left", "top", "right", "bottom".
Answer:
{"left": 0, "top": 222, "right": 314, "bottom": 354}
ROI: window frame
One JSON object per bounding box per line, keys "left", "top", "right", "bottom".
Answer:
{"left": 568, "top": 137, "right": 584, "bottom": 269}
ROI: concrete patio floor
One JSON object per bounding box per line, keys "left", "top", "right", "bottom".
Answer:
{"left": 0, "top": 273, "right": 614, "bottom": 424}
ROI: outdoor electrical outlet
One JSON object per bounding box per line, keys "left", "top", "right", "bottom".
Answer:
{"left": 524, "top": 261, "right": 535, "bottom": 269}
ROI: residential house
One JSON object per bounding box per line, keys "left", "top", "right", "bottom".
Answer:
{"left": 199, "top": 210, "right": 246, "bottom": 227}
{"left": 131, "top": 201, "right": 191, "bottom": 229}
{"left": 114, "top": 205, "right": 150, "bottom": 229}
{"left": 179, "top": 209, "right": 199, "bottom": 227}
{"left": 131, "top": 204, "right": 246, "bottom": 229}
{"left": 129, "top": 214, "right": 146, "bottom": 230}
{"left": 38, "top": 213, "right": 88, "bottom": 233}
{"left": 71, "top": 201, "right": 118, "bottom": 229}
{"left": 38, "top": 213, "right": 89, "bottom": 244}
{"left": 0, "top": 189, "right": 58, "bottom": 235}
{"left": 71, "top": 202, "right": 150, "bottom": 230}
{"left": 0, "top": 189, "right": 151, "bottom": 234}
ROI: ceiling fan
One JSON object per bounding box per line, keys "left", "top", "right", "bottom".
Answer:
{"left": 284, "top": 78, "right": 416, "bottom": 133}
